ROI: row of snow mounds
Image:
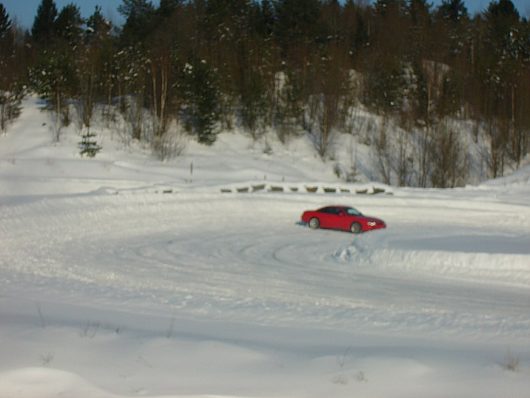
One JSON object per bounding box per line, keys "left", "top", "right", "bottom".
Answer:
{"left": 103, "top": 182, "right": 394, "bottom": 196}
{"left": 218, "top": 183, "right": 393, "bottom": 195}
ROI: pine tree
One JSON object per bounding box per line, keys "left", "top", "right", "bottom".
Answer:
{"left": 0, "top": 4, "right": 12, "bottom": 39}
{"left": 31, "top": 0, "right": 58, "bottom": 45}
{"left": 434, "top": 0, "right": 470, "bottom": 61}
{"left": 179, "top": 59, "right": 220, "bottom": 145}
{"left": 54, "top": 3, "right": 83, "bottom": 47}
{"left": 29, "top": 47, "right": 78, "bottom": 139}
{"left": 0, "top": 4, "right": 22, "bottom": 133}
{"left": 482, "top": 0, "right": 526, "bottom": 166}
{"left": 404, "top": 0, "right": 432, "bottom": 61}
{"left": 79, "top": 130, "right": 102, "bottom": 157}
{"left": 255, "top": 0, "right": 274, "bottom": 38}
{"left": 119, "top": 0, "right": 156, "bottom": 44}
{"left": 85, "top": 6, "right": 114, "bottom": 106}
{"left": 86, "top": 6, "right": 111, "bottom": 40}
{"left": 365, "top": 58, "right": 406, "bottom": 114}
{"left": 274, "top": 0, "right": 322, "bottom": 47}
{"left": 158, "top": 0, "right": 181, "bottom": 18}
{"left": 374, "top": 0, "right": 406, "bottom": 17}
{"left": 437, "top": 0, "right": 467, "bottom": 23}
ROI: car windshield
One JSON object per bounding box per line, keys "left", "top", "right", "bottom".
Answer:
{"left": 345, "top": 207, "right": 362, "bottom": 216}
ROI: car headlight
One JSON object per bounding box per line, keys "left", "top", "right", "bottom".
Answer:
{"left": 367, "top": 221, "right": 376, "bottom": 227}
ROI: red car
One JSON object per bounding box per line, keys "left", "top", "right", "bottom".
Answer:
{"left": 301, "top": 205, "right": 386, "bottom": 234}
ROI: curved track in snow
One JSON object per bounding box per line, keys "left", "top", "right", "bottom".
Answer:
{"left": 1, "top": 191, "right": 530, "bottom": 344}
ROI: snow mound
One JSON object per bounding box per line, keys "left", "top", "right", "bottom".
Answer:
{"left": 335, "top": 231, "right": 530, "bottom": 287}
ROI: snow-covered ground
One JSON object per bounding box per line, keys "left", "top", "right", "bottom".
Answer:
{"left": 1, "top": 98, "right": 529, "bottom": 397}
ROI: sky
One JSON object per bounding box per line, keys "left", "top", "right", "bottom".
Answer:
{"left": 2, "top": 0, "right": 529, "bottom": 29}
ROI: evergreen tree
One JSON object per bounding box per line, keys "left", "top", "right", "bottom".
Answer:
{"left": 31, "top": 2, "right": 82, "bottom": 133}
{"left": 485, "top": 0, "right": 520, "bottom": 53}
{"left": 76, "top": 6, "right": 113, "bottom": 133}
{"left": 405, "top": 0, "right": 432, "bottom": 60}
{"left": 0, "top": 3, "right": 23, "bottom": 133}
{"left": 434, "top": 0, "right": 470, "bottom": 60}
{"left": 239, "top": 63, "right": 268, "bottom": 137}
{"left": 86, "top": 6, "right": 111, "bottom": 40}
{"left": 374, "top": 0, "right": 406, "bottom": 17}
{"left": 158, "top": 0, "right": 181, "bottom": 18}
{"left": 54, "top": 3, "right": 83, "bottom": 47}
{"left": 31, "top": 0, "right": 58, "bottom": 45}
{"left": 482, "top": 0, "right": 526, "bottom": 166}
{"left": 85, "top": 6, "right": 114, "bottom": 116}
{"left": 119, "top": 0, "right": 156, "bottom": 44}
{"left": 255, "top": 0, "right": 275, "bottom": 38}
{"left": 407, "top": 0, "right": 431, "bottom": 25}
{"left": 364, "top": 57, "right": 406, "bottom": 114}
{"left": 29, "top": 47, "right": 78, "bottom": 139}
{"left": 146, "top": 5, "right": 180, "bottom": 137}
{"left": 437, "top": 0, "right": 468, "bottom": 22}
{"left": 2, "top": 0, "right": 527, "bottom": 184}
{"left": 179, "top": 58, "right": 220, "bottom": 145}
{"left": 481, "top": 0, "right": 522, "bottom": 112}
{"left": 0, "top": 4, "right": 12, "bottom": 39}
{"left": 112, "top": 44, "right": 149, "bottom": 140}
{"left": 79, "top": 130, "right": 102, "bottom": 157}
{"left": 274, "top": 0, "right": 322, "bottom": 47}
{"left": 351, "top": 3, "right": 370, "bottom": 56}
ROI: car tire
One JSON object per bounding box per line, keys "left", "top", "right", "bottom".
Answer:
{"left": 309, "top": 218, "right": 320, "bottom": 229}
{"left": 350, "top": 222, "right": 362, "bottom": 234}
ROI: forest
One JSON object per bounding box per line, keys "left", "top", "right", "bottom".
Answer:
{"left": 0, "top": 0, "right": 529, "bottom": 187}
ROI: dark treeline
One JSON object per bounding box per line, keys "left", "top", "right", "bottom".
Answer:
{"left": 0, "top": 0, "right": 529, "bottom": 185}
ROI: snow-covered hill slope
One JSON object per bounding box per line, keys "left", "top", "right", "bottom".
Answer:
{"left": 0, "top": 98, "right": 529, "bottom": 398}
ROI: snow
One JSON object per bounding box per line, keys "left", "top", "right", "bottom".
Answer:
{"left": 0, "top": 97, "right": 529, "bottom": 397}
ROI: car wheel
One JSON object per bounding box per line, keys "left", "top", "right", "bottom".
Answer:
{"left": 350, "top": 222, "right": 362, "bottom": 234}
{"left": 309, "top": 218, "right": 320, "bottom": 229}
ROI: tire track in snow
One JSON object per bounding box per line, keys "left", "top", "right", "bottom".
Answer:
{"left": 1, "top": 192, "right": 529, "bottom": 342}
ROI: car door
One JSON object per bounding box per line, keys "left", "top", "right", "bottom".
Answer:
{"left": 317, "top": 207, "right": 333, "bottom": 228}
{"left": 319, "top": 207, "right": 341, "bottom": 229}
{"left": 336, "top": 208, "right": 352, "bottom": 230}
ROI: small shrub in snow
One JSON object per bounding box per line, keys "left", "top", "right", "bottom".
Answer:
{"left": 355, "top": 371, "right": 367, "bottom": 383}
{"left": 501, "top": 349, "right": 520, "bottom": 372}
{"left": 36, "top": 303, "right": 46, "bottom": 328}
{"left": 79, "top": 130, "right": 102, "bottom": 158}
{"left": 152, "top": 130, "right": 186, "bottom": 161}
{"left": 332, "top": 374, "right": 348, "bottom": 385}
{"left": 80, "top": 321, "right": 101, "bottom": 338}
{"left": 40, "top": 352, "right": 54, "bottom": 366}
{"left": 0, "top": 89, "right": 23, "bottom": 133}
{"left": 166, "top": 317, "right": 176, "bottom": 339}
